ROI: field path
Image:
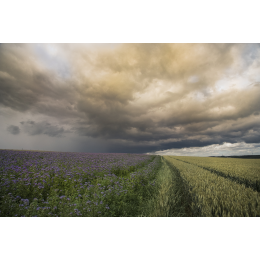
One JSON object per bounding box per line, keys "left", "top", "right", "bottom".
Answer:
{"left": 142, "top": 157, "right": 191, "bottom": 217}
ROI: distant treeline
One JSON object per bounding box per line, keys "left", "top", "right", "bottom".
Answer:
{"left": 209, "top": 155, "right": 260, "bottom": 159}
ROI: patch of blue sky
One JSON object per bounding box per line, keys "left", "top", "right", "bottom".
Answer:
{"left": 214, "top": 44, "right": 260, "bottom": 92}
{"left": 32, "top": 44, "right": 71, "bottom": 79}
{"left": 187, "top": 75, "right": 200, "bottom": 84}
{"left": 241, "top": 43, "right": 260, "bottom": 68}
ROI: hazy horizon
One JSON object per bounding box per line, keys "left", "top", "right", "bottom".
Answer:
{"left": 1, "top": 43, "right": 260, "bottom": 156}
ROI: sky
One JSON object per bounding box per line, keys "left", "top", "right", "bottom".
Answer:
{"left": 1, "top": 43, "right": 260, "bottom": 156}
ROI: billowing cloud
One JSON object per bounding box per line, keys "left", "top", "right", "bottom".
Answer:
{"left": 20, "top": 120, "right": 66, "bottom": 137}
{"left": 1, "top": 43, "right": 260, "bottom": 154}
{"left": 152, "top": 142, "right": 260, "bottom": 157}
{"left": 7, "top": 125, "right": 20, "bottom": 135}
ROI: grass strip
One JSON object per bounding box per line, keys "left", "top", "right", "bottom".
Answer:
{"left": 141, "top": 157, "right": 193, "bottom": 217}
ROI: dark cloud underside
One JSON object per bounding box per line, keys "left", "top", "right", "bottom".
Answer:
{"left": 7, "top": 125, "right": 20, "bottom": 135}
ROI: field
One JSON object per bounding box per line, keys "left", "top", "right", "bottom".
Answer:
{"left": 0, "top": 150, "right": 260, "bottom": 217}
{"left": 0, "top": 150, "right": 161, "bottom": 217}
{"left": 164, "top": 156, "right": 260, "bottom": 217}
{"left": 172, "top": 156, "right": 260, "bottom": 191}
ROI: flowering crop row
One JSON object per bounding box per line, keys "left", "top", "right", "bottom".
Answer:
{"left": 172, "top": 156, "right": 260, "bottom": 192}
{"left": 0, "top": 150, "right": 161, "bottom": 217}
{"left": 164, "top": 156, "right": 260, "bottom": 217}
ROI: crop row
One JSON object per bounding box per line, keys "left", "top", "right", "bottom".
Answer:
{"left": 0, "top": 150, "right": 161, "bottom": 217}
{"left": 171, "top": 156, "right": 260, "bottom": 192}
{"left": 164, "top": 156, "right": 260, "bottom": 217}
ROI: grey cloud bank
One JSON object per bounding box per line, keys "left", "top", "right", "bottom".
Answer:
{"left": 0, "top": 43, "right": 260, "bottom": 155}
{"left": 7, "top": 125, "right": 20, "bottom": 135}
{"left": 20, "top": 120, "right": 66, "bottom": 137}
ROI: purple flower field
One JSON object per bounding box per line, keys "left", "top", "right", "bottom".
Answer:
{"left": 0, "top": 150, "right": 161, "bottom": 217}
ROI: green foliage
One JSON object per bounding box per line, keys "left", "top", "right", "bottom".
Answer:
{"left": 174, "top": 156, "right": 260, "bottom": 192}
{"left": 164, "top": 156, "right": 260, "bottom": 217}
{"left": 140, "top": 157, "right": 192, "bottom": 217}
{"left": 0, "top": 153, "right": 161, "bottom": 217}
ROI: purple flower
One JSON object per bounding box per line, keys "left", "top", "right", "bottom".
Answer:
{"left": 0, "top": 149, "right": 160, "bottom": 217}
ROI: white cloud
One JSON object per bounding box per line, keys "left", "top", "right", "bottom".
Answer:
{"left": 151, "top": 142, "right": 260, "bottom": 157}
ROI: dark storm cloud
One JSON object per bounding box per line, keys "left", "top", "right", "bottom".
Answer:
{"left": 7, "top": 125, "right": 20, "bottom": 135}
{"left": 97, "top": 139, "right": 219, "bottom": 154}
{"left": 69, "top": 44, "right": 260, "bottom": 145}
{"left": 20, "top": 120, "right": 66, "bottom": 137}
{"left": 0, "top": 44, "right": 77, "bottom": 118}
{"left": 1, "top": 43, "right": 260, "bottom": 153}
